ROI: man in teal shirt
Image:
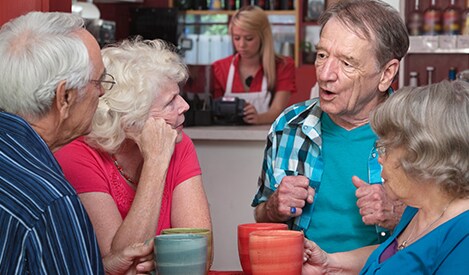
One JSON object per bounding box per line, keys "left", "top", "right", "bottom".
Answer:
{"left": 252, "top": 0, "right": 408, "bottom": 252}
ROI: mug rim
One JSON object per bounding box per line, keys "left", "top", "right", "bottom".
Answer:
{"left": 155, "top": 233, "right": 207, "bottom": 242}
{"left": 161, "top": 227, "right": 211, "bottom": 234}
{"left": 238, "top": 222, "right": 288, "bottom": 231}
{"left": 249, "top": 229, "right": 303, "bottom": 238}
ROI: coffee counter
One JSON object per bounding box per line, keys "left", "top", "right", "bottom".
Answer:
{"left": 184, "top": 125, "right": 270, "bottom": 270}
{"left": 184, "top": 125, "right": 270, "bottom": 141}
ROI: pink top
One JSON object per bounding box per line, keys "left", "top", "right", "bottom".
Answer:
{"left": 54, "top": 132, "right": 201, "bottom": 234}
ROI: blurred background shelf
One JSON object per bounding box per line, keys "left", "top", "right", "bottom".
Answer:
{"left": 399, "top": 0, "right": 469, "bottom": 87}
{"left": 181, "top": 9, "right": 295, "bottom": 15}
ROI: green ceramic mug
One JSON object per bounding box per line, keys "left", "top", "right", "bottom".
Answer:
{"left": 154, "top": 233, "right": 207, "bottom": 275}
{"left": 161, "top": 227, "right": 213, "bottom": 272}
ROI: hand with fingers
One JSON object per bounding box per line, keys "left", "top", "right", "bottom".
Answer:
{"left": 264, "top": 175, "right": 315, "bottom": 222}
{"left": 103, "top": 239, "right": 155, "bottom": 275}
{"left": 352, "top": 176, "right": 404, "bottom": 230}
{"left": 243, "top": 102, "right": 259, "bottom": 124}
{"left": 302, "top": 238, "right": 330, "bottom": 274}
{"left": 125, "top": 117, "right": 177, "bottom": 163}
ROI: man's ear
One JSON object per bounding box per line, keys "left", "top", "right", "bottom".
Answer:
{"left": 378, "top": 59, "right": 400, "bottom": 93}
{"left": 55, "top": 80, "right": 78, "bottom": 119}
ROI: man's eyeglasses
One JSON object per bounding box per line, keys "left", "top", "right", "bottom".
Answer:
{"left": 90, "top": 73, "right": 116, "bottom": 91}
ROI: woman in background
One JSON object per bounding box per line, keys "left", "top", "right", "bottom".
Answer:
{"left": 55, "top": 38, "right": 212, "bottom": 261}
{"left": 211, "top": 5, "right": 296, "bottom": 125}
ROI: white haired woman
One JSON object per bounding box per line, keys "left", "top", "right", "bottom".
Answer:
{"left": 55, "top": 38, "right": 212, "bottom": 263}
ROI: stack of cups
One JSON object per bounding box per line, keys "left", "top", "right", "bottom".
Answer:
{"left": 237, "top": 223, "right": 288, "bottom": 275}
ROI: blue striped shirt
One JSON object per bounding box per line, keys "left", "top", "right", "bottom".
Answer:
{"left": 252, "top": 98, "right": 388, "bottom": 241}
{"left": 0, "top": 112, "right": 103, "bottom": 274}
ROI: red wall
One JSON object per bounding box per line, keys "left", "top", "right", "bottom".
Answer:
{"left": 0, "top": 0, "right": 70, "bottom": 26}
{"left": 291, "top": 64, "right": 316, "bottom": 105}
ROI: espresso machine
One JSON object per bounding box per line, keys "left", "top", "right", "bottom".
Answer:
{"left": 72, "top": 0, "right": 116, "bottom": 48}
{"left": 85, "top": 19, "right": 116, "bottom": 48}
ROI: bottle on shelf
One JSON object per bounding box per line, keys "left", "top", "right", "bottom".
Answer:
{"left": 426, "top": 66, "right": 435, "bottom": 85}
{"left": 407, "top": 0, "right": 423, "bottom": 36}
{"left": 443, "top": 0, "right": 461, "bottom": 35}
{"left": 456, "top": 69, "right": 469, "bottom": 82}
{"left": 264, "top": 0, "right": 279, "bottom": 10}
{"left": 210, "top": 0, "right": 222, "bottom": 10}
{"left": 306, "top": 0, "right": 325, "bottom": 21}
{"left": 175, "top": 0, "right": 192, "bottom": 10}
{"left": 461, "top": 0, "right": 469, "bottom": 35}
{"left": 409, "top": 71, "right": 419, "bottom": 87}
{"left": 423, "top": 0, "right": 442, "bottom": 35}
{"left": 448, "top": 67, "right": 457, "bottom": 80}
{"left": 192, "top": 0, "right": 208, "bottom": 10}
{"left": 257, "top": 0, "right": 265, "bottom": 8}
{"left": 279, "top": 0, "right": 294, "bottom": 10}
{"left": 239, "top": 0, "right": 249, "bottom": 8}
{"left": 229, "top": 0, "right": 240, "bottom": 10}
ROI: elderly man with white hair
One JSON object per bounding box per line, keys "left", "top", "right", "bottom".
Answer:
{"left": 0, "top": 12, "right": 154, "bottom": 274}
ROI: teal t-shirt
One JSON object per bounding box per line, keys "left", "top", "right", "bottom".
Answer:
{"left": 304, "top": 113, "right": 379, "bottom": 252}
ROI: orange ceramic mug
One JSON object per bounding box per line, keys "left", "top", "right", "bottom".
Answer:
{"left": 249, "top": 230, "right": 304, "bottom": 275}
{"left": 237, "top": 223, "right": 288, "bottom": 275}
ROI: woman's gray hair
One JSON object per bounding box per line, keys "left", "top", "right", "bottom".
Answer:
{"left": 85, "top": 38, "right": 188, "bottom": 153}
{"left": 319, "top": 0, "right": 409, "bottom": 70}
{"left": 371, "top": 80, "right": 469, "bottom": 198}
{"left": 0, "top": 12, "right": 92, "bottom": 120}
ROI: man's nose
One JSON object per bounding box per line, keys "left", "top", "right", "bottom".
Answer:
{"left": 317, "top": 58, "right": 339, "bottom": 82}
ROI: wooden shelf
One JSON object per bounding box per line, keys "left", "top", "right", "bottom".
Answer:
{"left": 180, "top": 9, "right": 295, "bottom": 16}
{"left": 301, "top": 20, "right": 320, "bottom": 26}
{"left": 408, "top": 48, "right": 469, "bottom": 54}
{"left": 407, "top": 49, "right": 469, "bottom": 54}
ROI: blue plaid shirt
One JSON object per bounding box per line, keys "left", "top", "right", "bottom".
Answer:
{"left": 252, "top": 98, "right": 388, "bottom": 240}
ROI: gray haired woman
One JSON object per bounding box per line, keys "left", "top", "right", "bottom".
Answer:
{"left": 303, "top": 80, "right": 469, "bottom": 274}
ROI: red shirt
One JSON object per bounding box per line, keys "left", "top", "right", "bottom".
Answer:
{"left": 211, "top": 54, "right": 296, "bottom": 99}
{"left": 54, "top": 132, "right": 201, "bottom": 235}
